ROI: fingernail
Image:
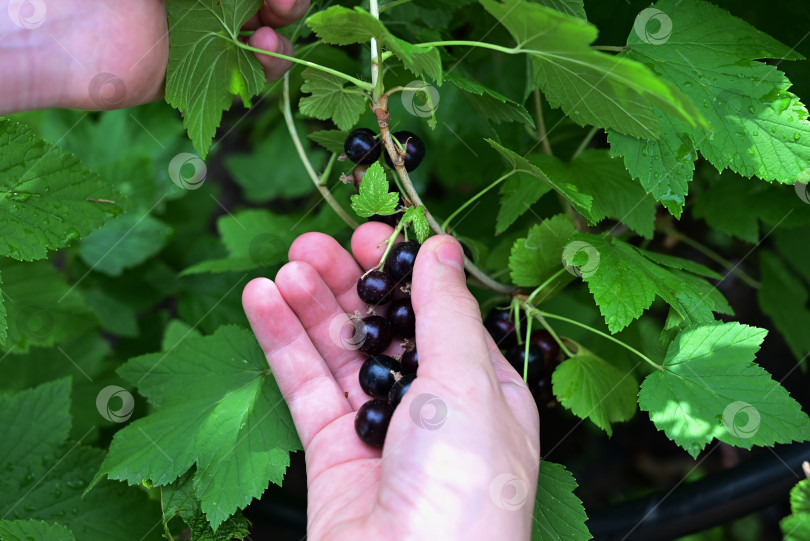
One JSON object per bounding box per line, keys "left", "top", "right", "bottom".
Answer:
{"left": 436, "top": 241, "right": 464, "bottom": 272}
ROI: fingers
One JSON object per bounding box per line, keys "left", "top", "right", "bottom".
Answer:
{"left": 242, "top": 278, "right": 351, "bottom": 450}
{"left": 258, "top": 0, "right": 311, "bottom": 28}
{"left": 350, "top": 222, "right": 401, "bottom": 271}
{"left": 247, "top": 27, "right": 293, "bottom": 82}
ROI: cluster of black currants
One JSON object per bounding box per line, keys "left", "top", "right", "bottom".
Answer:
{"left": 484, "top": 308, "right": 563, "bottom": 407}
{"left": 352, "top": 240, "right": 422, "bottom": 447}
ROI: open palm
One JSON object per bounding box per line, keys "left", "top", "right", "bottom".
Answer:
{"left": 242, "top": 223, "right": 541, "bottom": 540}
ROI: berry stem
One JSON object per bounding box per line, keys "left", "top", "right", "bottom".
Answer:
{"left": 282, "top": 73, "right": 359, "bottom": 229}
{"left": 525, "top": 268, "right": 567, "bottom": 305}
{"left": 441, "top": 171, "right": 514, "bottom": 231}
{"left": 529, "top": 310, "right": 575, "bottom": 358}
{"left": 571, "top": 126, "right": 599, "bottom": 161}
{"left": 374, "top": 220, "right": 407, "bottom": 273}
{"left": 523, "top": 306, "right": 534, "bottom": 382}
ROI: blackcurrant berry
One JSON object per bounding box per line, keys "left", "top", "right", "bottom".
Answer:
{"left": 384, "top": 131, "right": 425, "bottom": 172}
{"left": 505, "top": 344, "right": 545, "bottom": 386}
{"left": 357, "top": 270, "right": 396, "bottom": 306}
{"left": 389, "top": 373, "right": 416, "bottom": 408}
{"left": 401, "top": 348, "right": 419, "bottom": 375}
{"left": 529, "top": 330, "right": 561, "bottom": 367}
{"left": 355, "top": 398, "right": 393, "bottom": 447}
{"left": 387, "top": 298, "right": 415, "bottom": 338}
{"left": 356, "top": 315, "right": 393, "bottom": 356}
{"left": 532, "top": 375, "right": 554, "bottom": 406}
{"left": 359, "top": 354, "right": 400, "bottom": 399}
{"left": 384, "top": 241, "right": 420, "bottom": 283}
{"left": 484, "top": 308, "right": 525, "bottom": 349}
{"left": 344, "top": 128, "right": 381, "bottom": 165}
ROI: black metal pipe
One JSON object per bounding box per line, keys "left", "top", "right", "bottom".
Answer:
{"left": 586, "top": 442, "right": 810, "bottom": 540}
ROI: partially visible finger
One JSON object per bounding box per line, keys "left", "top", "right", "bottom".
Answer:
{"left": 247, "top": 27, "right": 293, "bottom": 82}
{"left": 350, "top": 222, "right": 403, "bottom": 271}
{"left": 242, "top": 277, "right": 352, "bottom": 449}
{"left": 288, "top": 232, "right": 366, "bottom": 315}
{"left": 258, "top": 0, "right": 311, "bottom": 28}
{"left": 486, "top": 333, "right": 540, "bottom": 437}
{"left": 242, "top": 14, "right": 262, "bottom": 30}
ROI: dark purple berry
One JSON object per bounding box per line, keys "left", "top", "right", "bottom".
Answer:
{"left": 384, "top": 241, "right": 420, "bottom": 284}
{"left": 384, "top": 131, "right": 425, "bottom": 172}
{"left": 484, "top": 308, "right": 525, "bottom": 349}
{"left": 401, "top": 348, "right": 419, "bottom": 375}
{"left": 356, "top": 315, "right": 392, "bottom": 356}
{"left": 387, "top": 298, "right": 415, "bottom": 338}
{"left": 357, "top": 270, "right": 396, "bottom": 305}
{"left": 345, "top": 128, "right": 381, "bottom": 165}
{"left": 389, "top": 373, "right": 416, "bottom": 408}
{"left": 506, "top": 344, "right": 545, "bottom": 386}
{"left": 532, "top": 376, "right": 554, "bottom": 406}
{"left": 359, "top": 354, "right": 400, "bottom": 399}
{"left": 355, "top": 399, "right": 393, "bottom": 447}
{"left": 529, "top": 330, "right": 561, "bottom": 367}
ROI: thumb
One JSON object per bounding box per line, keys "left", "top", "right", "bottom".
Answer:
{"left": 410, "top": 236, "right": 498, "bottom": 392}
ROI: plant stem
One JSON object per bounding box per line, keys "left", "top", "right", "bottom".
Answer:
{"left": 593, "top": 45, "right": 628, "bottom": 52}
{"left": 369, "top": 0, "right": 384, "bottom": 101}
{"left": 528, "top": 307, "right": 663, "bottom": 370}
{"left": 532, "top": 311, "right": 575, "bottom": 358}
{"left": 417, "top": 40, "right": 518, "bottom": 55}
{"left": 232, "top": 39, "right": 373, "bottom": 92}
{"left": 533, "top": 89, "right": 553, "bottom": 156}
{"left": 659, "top": 226, "right": 762, "bottom": 289}
{"left": 571, "top": 126, "right": 599, "bottom": 161}
{"left": 372, "top": 93, "right": 516, "bottom": 295}
{"left": 441, "top": 171, "right": 514, "bottom": 231}
{"left": 525, "top": 268, "right": 567, "bottom": 304}
{"left": 282, "top": 73, "right": 359, "bottom": 229}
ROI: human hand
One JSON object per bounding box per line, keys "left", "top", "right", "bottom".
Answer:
{"left": 0, "top": 0, "right": 307, "bottom": 113}
{"left": 242, "top": 223, "right": 541, "bottom": 540}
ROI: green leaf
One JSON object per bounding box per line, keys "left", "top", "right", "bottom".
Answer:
{"left": 447, "top": 73, "right": 535, "bottom": 127}
{"left": 532, "top": 461, "right": 591, "bottom": 540}
{"left": 308, "top": 129, "right": 348, "bottom": 155}
{"left": 350, "top": 163, "right": 399, "bottom": 218}
{"left": 402, "top": 205, "right": 430, "bottom": 243}
{"left": 93, "top": 325, "right": 301, "bottom": 530}
{"left": 0, "top": 271, "right": 6, "bottom": 347}
{"left": 485, "top": 140, "right": 592, "bottom": 214}
{"left": 639, "top": 322, "right": 810, "bottom": 458}
{"left": 0, "top": 520, "right": 76, "bottom": 541}
{"left": 566, "top": 233, "right": 731, "bottom": 333}
{"left": 0, "top": 260, "right": 95, "bottom": 352}
{"left": 299, "top": 68, "right": 368, "bottom": 131}
{"left": 162, "top": 320, "right": 202, "bottom": 352}
{"left": 479, "top": 0, "right": 703, "bottom": 139}
{"left": 609, "top": 0, "right": 810, "bottom": 214}
{"left": 496, "top": 174, "right": 554, "bottom": 234}
{"left": 164, "top": 0, "right": 265, "bottom": 158}
{"left": 781, "top": 479, "right": 810, "bottom": 541}
{"left": 538, "top": 0, "right": 586, "bottom": 19}
{"left": 508, "top": 214, "right": 576, "bottom": 290}
{"left": 531, "top": 150, "right": 657, "bottom": 238}
{"left": 0, "top": 380, "right": 161, "bottom": 541}
{"left": 0, "top": 118, "right": 124, "bottom": 261}
{"left": 551, "top": 352, "right": 639, "bottom": 435}
{"left": 758, "top": 251, "right": 810, "bottom": 365}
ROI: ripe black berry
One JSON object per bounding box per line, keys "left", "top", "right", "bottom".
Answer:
{"left": 387, "top": 298, "right": 415, "bottom": 338}
{"left": 530, "top": 330, "right": 561, "bottom": 367}
{"left": 484, "top": 308, "right": 525, "bottom": 349}
{"left": 359, "top": 354, "right": 400, "bottom": 399}
{"left": 357, "top": 270, "right": 396, "bottom": 305}
{"left": 384, "top": 241, "right": 420, "bottom": 283}
{"left": 389, "top": 373, "right": 416, "bottom": 408}
{"left": 401, "top": 348, "right": 419, "bottom": 375}
{"left": 532, "top": 376, "right": 554, "bottom": 406}
{"left": 357, "top": 315, "right": 393, "bottom": 356}
{"left": 506, "top": 344, "right": 545, "bottom": 386}
{"left": 355, "top": 399, "right": 393, "bottom": 447}
{"left": 384, "top": 131, "right": 425, "bottom": 172}
{"left": 344, "top": 128, "right": 381, "bottom": 165}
